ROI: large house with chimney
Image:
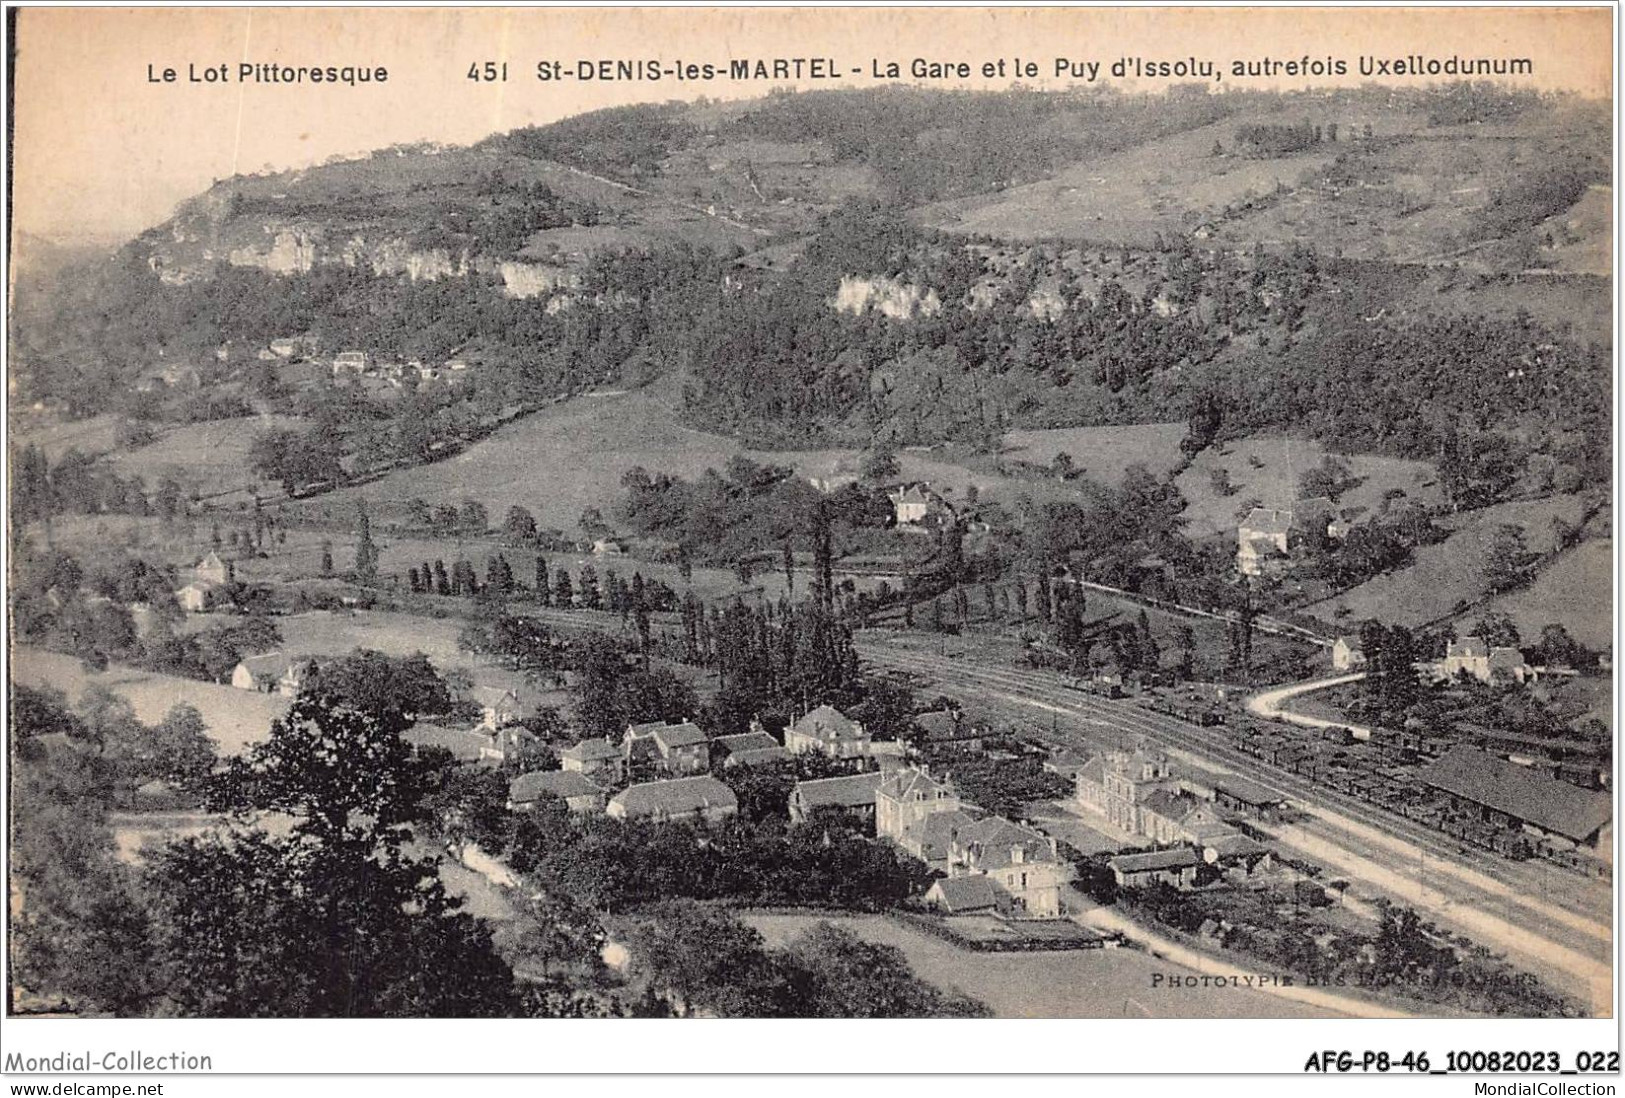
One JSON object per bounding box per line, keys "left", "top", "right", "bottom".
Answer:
{"left": 878, "top": 767, "right": 1066, "bottom": 917}
{"left": 784, "top": 705, "right": 871, "bottom": 760}
{"left": 1235, "top": 497, "right": 1336, "bottom": 576}
{"left": 624, "top": 720, "right": 710, "bottom": 777}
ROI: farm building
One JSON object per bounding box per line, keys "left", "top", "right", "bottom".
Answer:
{"left": 886, "top": 483, "right": 949, "bottom": 528}
{"left": 1109, "top": 847, "right": 1200, "bottom": 891}
{"left": 924, "top": 874, "right": 999, "bottom": 915}
{"left": 1212, "top": 777, "right": 1288, "bottom": 819}
{"left": 606, "top": 776, "right": 738, "bottom": 825}
{"left": 788, "top": 771, "right": 886, "bottom": 827}
{"left": 1236, "top": 498, "right": 1336, "bottom": 576}
{"left": 508, "top": 770, "right": 605, "bottom": 814}
{"left": 712, "top": 730, "right": 793, "bottom": 769}
{"left": 174, "top": 581, "right": 221, "bottom": 613}
{"left": 1414, "top": 745, "right": 1612, "bottom": 850}
{"left": 194, "top": 551, "right": 231, "bottom": 586}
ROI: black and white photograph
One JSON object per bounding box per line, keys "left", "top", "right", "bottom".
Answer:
{"left": 2, "top": 1, "right": 1618, "bottom": 1082}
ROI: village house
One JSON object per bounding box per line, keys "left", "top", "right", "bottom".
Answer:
{"left": 230, "top": 653, "right": 314, "bottom": 697}
{"left": 624, "top": 720, "right": 710, "bottom": 777}
{"left": 788, "top": 771, "right": 886, "bottom": 827}
{"left": 1109, "top": 847, "right": 1201, "bottom": 891}
{"left": 1332, "top": 635, "right": 1367, "bottom": 672}
{"left": 470, "top": 686, "right": 531, "bottom": 732}
{"left": 944, "top": 816, "right": 1065, "bottom": 917}
{"left": 711, "top": 731, "right": 793, "bottom": 769}
{"left": 268, "top": 334, "right": 312, "bottom": 360}
{"left": 807, "top": 457, "right": 860, "bottom": 495}
{"left": 784, "top": 705, "right": 871, "bottom": 760}
{"left": 1439, "top": 636, "right": 1533, "bottom": 684}
{"left": 508, "top": 770, "right": 606, "bottom": 814}
{"left": 194, "top": 551, "right": 231, "bottom": 586}
{"left": 876, "top": 767, "right": 977, "bottom": 870}
{"left": 406, "top": 723, "right": 499, "bottom": 764}
{"left": 174, "top": 581, "right": 220, "bottom": 613}
{"left": 606, "top": 776, "right": 738, "bottom": 826}
{"left": 479, "top": 724, "right": 544, "bottom": 767}
{"left": 864, "top": 739, "right": 909, "bottom": 769}
{"left": 1137, "top": 790, "right": 1238, "bottom": 847}
{"left": 1203, "top": 833, "right": 1275, "bottom": 881}
{"left": 1235, "top": 498, "right": 1336, "bottom": 576}
{"left": 560, "top": 737, "right": 626, "bottom": 785}
{"left": 1074, "top": 755, "right": 1110, "bottom": 816}
{"left": 886, "top": 483, "right": 948, "bottom": 529}
{"left": 1044, "top": 750, "right": 1093, "bottom": 781}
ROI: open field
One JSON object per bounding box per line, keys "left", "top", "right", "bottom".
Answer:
{"left": 1004, "top": 422, "right": 1187, "bottom": 484}
{"left": 742, "top": 912, "right": 1332, "bottom": 1018}
{"left": 1462, "top": 537, "right": 1613, "bottom": 651}
{"left": 1538, "top": 183, "right": 1611, "bottom": 277}
{"left": 299, "top": 387, "right": 1178, "bottom": 541}
{"left": 918, "top": 110, "right": 1343, "bottom": 246}
{"left": 304, "top": 390, "right": 739, "bottom": 535}
{"left": 1305, "top": 494, "right": 1591, "bottom": 631}
{"left": 8, "top": 411, "right": 122, "bottom": 461}
{"left": 1177, "top": 436, "right": 1441, "bottom": 540}
{"left": 918, "top": 100, "right": 1608, "bottom": 270}
{"left": 105, "top": 414, "right": 306, "bottom": 500}
{"left": 12, "top": 646, "right": 287, "bottom": 756}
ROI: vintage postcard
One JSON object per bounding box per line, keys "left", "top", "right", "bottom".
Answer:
{"left": 3, "top": 2, "right": 1617, "bottom": 1081}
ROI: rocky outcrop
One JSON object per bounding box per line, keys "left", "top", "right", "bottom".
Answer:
{"left": 498, "top": 261, "right": 580, "bottom": 299}
{"left": 832, "top": 274, "right": 942, "bottom": 320}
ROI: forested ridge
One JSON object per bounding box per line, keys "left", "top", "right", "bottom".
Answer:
{"left": 9, "top": 83, "right": 1610, "bottom": 495}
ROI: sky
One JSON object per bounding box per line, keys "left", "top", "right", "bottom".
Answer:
{"left": 9, "top": 5, "right": 1613, "bottom": 243}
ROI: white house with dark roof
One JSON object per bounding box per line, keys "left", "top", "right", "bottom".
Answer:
{"left": 1440, "top": 637, "right": 1532, "bottom": 684}
{"left": 560, "top": 737, "right": 625, "bottom": 784}
{"left": 1236, "top": 498, "right": 1337, "bottom": 576}
{"left": 230, "top": 653, "right": 314, "bottom": 697}
{"left": 624, "top": 720, "right": 710, "bottom": 776}
{"left": 785, "top": 705, "right": 870, "bottom": 760}
{"left": 1332, "top": 635, "right": 1366, "bottom": 672}
{"left": 607, "top": 776, "right": 738, "bottom": 825}
{"left": 470, "top": 686, "right": 528, "bottom": 732}
{"left": 887, "top": 483, "right": 947, "bottom": 528}
{"left": 946, "top": 816, "right": 1064, "bottom": 917}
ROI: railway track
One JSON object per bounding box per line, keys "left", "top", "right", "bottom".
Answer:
{"left": 859, "top": 641, "right": 1612, "bottom": 953}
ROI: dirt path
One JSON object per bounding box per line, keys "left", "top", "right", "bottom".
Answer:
{"left": 1246, "top": 672, "right": 1371, "bottom": 736}
{"left": 1074, "top": 908, "right": 1400, "bottom": 1019}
